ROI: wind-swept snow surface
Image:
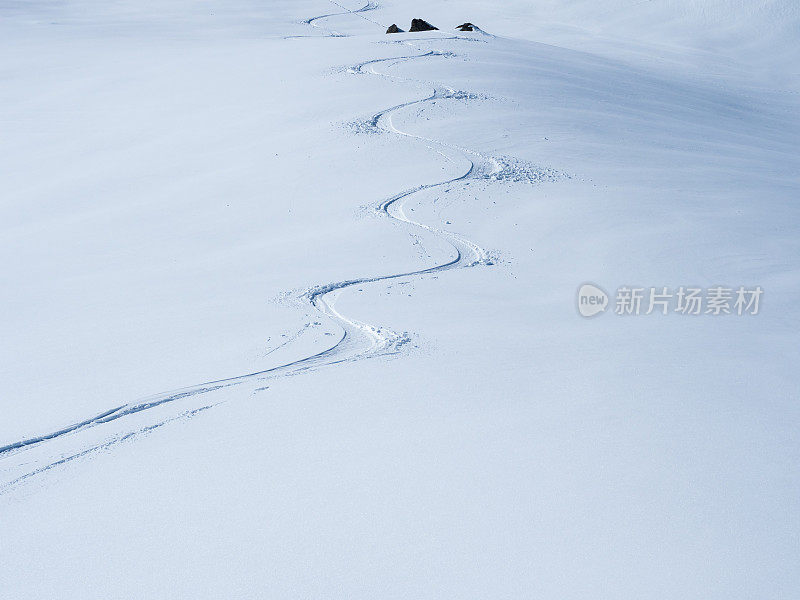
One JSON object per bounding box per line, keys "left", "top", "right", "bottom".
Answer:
{"left": 1, "top": 1, "right": 799, "bottom": 598}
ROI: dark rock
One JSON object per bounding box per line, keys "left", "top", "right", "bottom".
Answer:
{"left": 409, "top": 18, "right": 438, "bottom": 32}
{"left": 456, "top": 22, "right": 475, "bottom": 31}
{"left": 386, "top": 24, "right": 403, "bottom": 34}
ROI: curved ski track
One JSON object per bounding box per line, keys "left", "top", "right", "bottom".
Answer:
{"left": 289, "top": 1, "right": 382, "bottom": 38}
{"left": 0, "top": 8, "right": 497, "bottom": 492}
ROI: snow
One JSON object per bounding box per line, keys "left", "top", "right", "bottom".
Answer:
{"left": 1, "top": 1, "right": 798, "bottom": 597}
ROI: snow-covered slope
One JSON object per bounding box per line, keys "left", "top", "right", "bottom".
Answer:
{"left": 1, "top": 1, "right": 798, "bottom": 598}
{"left": 381, "top": 0, "right": 800, "bottom": 74}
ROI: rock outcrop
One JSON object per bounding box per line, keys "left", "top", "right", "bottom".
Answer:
{"left": 386, "top": 24, "right": 403, "bottom": 33}
{"left": 456, "top": 22, "right": 475, "bottom": 31}
{"left": 409, "top": 18, "right": 438, "bottom": 32}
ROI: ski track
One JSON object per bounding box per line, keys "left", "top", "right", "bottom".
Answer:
{"left": 0, "top": 6, "right": 503, "bottom": 493}
{"left": 286, "top": 1, "right": 381, "bottom": 38}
